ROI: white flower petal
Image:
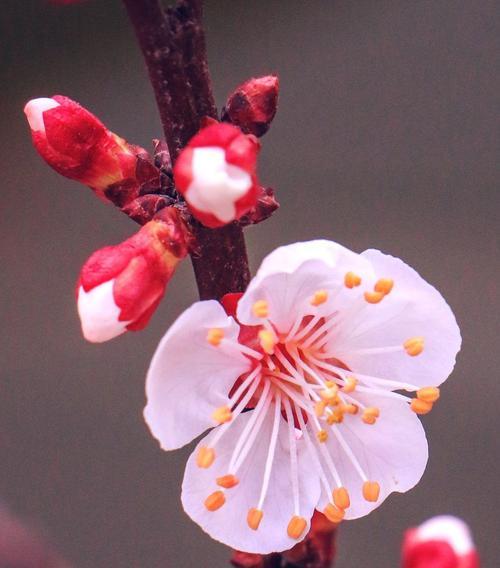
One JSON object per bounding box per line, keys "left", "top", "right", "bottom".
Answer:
{"left": 416, "top": 515, "right": 474, "bottom": 555}
{"left": 77, "top": 281, "right": 129, "bottom": 343}
{"left": 332, "top": 249, "right": 461, "bottom": 388}
{"left": 144, "top": 301, "right": 251, "bottom": 451}
{"left": 24, "top": 98, "right": 60, "bottom": 133}
{"left": 238, "top": 240, "right": 375, "bottom": 332}
{"left": 317, "top": 392, "right": 428, "bottom": 519}
{"left": 181, "top": 410, "right": 321, "bottom": 554}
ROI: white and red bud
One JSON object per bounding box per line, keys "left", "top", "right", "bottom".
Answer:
{"left": 174, "top": 123, "right": 260, "bottom": 228}
{"left": 402, "top": 516, "right": 479, "bottom": 568}
{"left": 24, "top": 95, "right": 144, "bottom": 198}
{"left": 221, "top": 75, "right": 279, "bottom": 137}
{"left": 76, "top": 209, "right": 189, "bottom": 342}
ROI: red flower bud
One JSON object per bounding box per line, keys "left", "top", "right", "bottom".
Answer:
{"left": 402, "top": 517, "right": 480, "bottom": 568}
{"left": 24, "top": 95, "right": 144, "bottom": 198}
{"left": 222, "top": 75, "right": 279, "bottom": 137}
{"left": 76, "top": 210, "right": 189, "bottom": 342}
{"left": 174, "top": 123, "right": 260, "bottom": 228}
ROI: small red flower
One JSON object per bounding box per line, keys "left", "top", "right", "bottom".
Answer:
{"left": 174, "top": 123, "right": 260, "bottom": 228}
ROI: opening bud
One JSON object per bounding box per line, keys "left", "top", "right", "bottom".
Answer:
{"left": 24, "top": 95, "right": 145, "bottom": 198}
{"left": 76, "top": 209, "right": 189, "bottom": 342}
{"left": 222, "top": 75, "right": 279, "bottom": 137}
{"left": 174, "top": 123, "right": 260, "bottom": 228}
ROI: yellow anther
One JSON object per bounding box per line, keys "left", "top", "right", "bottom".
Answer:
{"left": 417, "top": 387, "right": 440, "bottom": 403}
{"left": 342, "top": 376, "right": 358, "bottom": 393}
{"left": 315, "top": 401, "right": 327, "bottom": 417}
{"left": 320, "top": 385, "right": 339, "bottom": 402}
{"left": 258, "top": 329, "right": 276, "bottom": 354}
{"left": 252, "top": 300, "right": 269, "bottom": 318}
{"left": 287, "top": 516, "right": 307, "bottom": 539}
{"left": 364, "top": 291, "right": 385, "bottom": 304}
{"left": 364, "top": 406, "right": 380, "bottom": 418}
{"left": 411, "top": 398, "right": 433, "bottom": 415}
{"left": 206, "top": 327, "right": 224, "bottom": 346}
{"left": 212, "top": 406, "right": 232, "bottom": 424}
{"left": 216, "top": 474, "right": 239, "bottom": 489}
{"left": 340, "top": 403, "right": 358, "bottom": 415}
{"left": 362, "top": 481, "right": 380, "bottom": 502}
{"left": 197, "top": 446, "right": 215, "bottom": 468}
{"left": 404, "top": 336, "right": 425, "bottom": 356}
{"left": 333, "top": 487, "right": 350, "bottom": 510}
{"left": 204, "top": 491, "right": 225, "bottom": 512}
{"left": 327, "top": 409, "right": 344, "bottom": 424}
{"left": 311, "top": 290, "right": 328, "bottom": 306}
{"left": 323, "top": 503, "right": 345, "bottom": 524}
{"left": 316, "top": 430, "right": 329, "bottom": 443}
{"left": 247, "top": 508, "right": 264, "bottom": 530}
{"left": 374, "top": 278, "right": 394, "bottom": 295}
{"left": 362, "top": 414, "right": 377, "bottom": 425}
{"left": 345, "top": 271, "right": 362, "bottom": 289}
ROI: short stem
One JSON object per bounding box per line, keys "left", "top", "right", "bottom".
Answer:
{"left": 122, "top": 0, "right": 250, "bottom": 298}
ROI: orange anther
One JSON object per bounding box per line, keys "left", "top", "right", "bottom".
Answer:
{"left": 316, "top": 430, "right": 328, "bottom": 443}
{"left": 342, "top": 376, "right": 358, "bottom": 393}
{"left": 364, "top": 407, "right": 380, "bottom": 417}
{"left": 204, "top": 491, "right": 225, "bottom": 511}
{"left": 311, "top": 290, "right": 328, "bottom": 306}
{"left": 287, "top": 516, "right": 307, "bottom": 539}
{"left": 197, "top": 446, "right": 215, "bottom": 468}
{"left": 258, "top": 329, "right": 276, "bottom": 354}
{"left": 247, "top": 508, "right": 264, "bottom": 530}
{"left": 206, "top": 328, "right": 224, "bottom": 346}
{"left": 333, "top": 487, "right": 350, "bottom": 510}
{"left": 362, "top": 414, "right": 377, "bottom": 425}
{"left": 345, "top": 271, "right": 362, "bottom": 289}
{"left": 364, "top": 291, "right": 385, "bottom": 304}
{"left": 327, "top": 410, "right": 344, "bottom": 424}
{"left": 417, "top": 387, "right": 440, "bottom": 403}
{"left": 411, "top": 398, "right": 433, "bottom": 415}
{"left": 216, "top": 474, "right": 239, "bottom": 489}
{"left": 252, "top": 300, "right": 269, "bottom": 318}
{"left": 341, "top": 403, "right": 358, "bottom": 415}
{"left": 404, "top": 336, "right": 425, "bottom": 356}
{"left": 320, "top": 385, "right": 339, "bottom": 402}
{"left": 212, "top": 406, "right": 232, "bottom": 424}
{"left": 323, "top": 503, "right": 345, "bottom": 524}
{"left": 362, "top": 481, "right": 380, "bottom": 502}
{"left": 374, "top": 278, "right": 394, "bottom": 295}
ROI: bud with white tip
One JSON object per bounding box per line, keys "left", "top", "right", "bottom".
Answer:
{"left": 77, "top": 210, "right": 189, "bottom": 342}
{"left": 402, "top": 515, "right": 479, "bottom": 568}
{"left": 173, "top": 123, "right": 260, "bottom": 228}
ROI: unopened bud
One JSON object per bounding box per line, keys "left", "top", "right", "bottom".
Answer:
{"left": 24, "top": 95, "right": 145, "bottom": 199}
{"left": 222, "top": 75, "right": 279, "bottom": 137}
{"left": 402, "top": 516, "right": 479, "bottom": 568}
{"left": 174, "top": 123, "right": 260, "bottom": 228}
{"left": 76, "top": 210, "right": 189, "bottom": 342}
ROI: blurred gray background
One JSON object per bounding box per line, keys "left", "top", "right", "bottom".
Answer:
{"left": 1, "top": 0, "right": 498, "bottom": 566}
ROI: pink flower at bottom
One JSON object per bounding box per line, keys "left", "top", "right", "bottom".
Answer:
{"left": 144, "top": 240, "right": 461, "bottom": 553}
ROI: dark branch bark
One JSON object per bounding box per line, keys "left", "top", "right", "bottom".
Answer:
{"left": 123, "top": 0, "right": 250, "bottom": 299}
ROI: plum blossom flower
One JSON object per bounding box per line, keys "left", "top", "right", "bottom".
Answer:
{"left": 402, "top": 515, "right": 479, "bottom": 568}
{"left": 144, "top": 240, "right": 461, "bottom": 553}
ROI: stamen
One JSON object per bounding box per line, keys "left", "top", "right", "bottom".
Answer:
{"left": 204, "top": 491, "right": 225, "bottom": 511}
{"left": 333, "top": 487, "right": 350, "bottom": 509}
{"left": 290, "top": 314, "right": 322, "bottom": 343}
{"left": 342, "top": 376, "right": 358, "bottom": 393}
{"left": 216, "top": 474, "right": 239, "bottom": 489}
{"left": 329, "top": 426, "right": 368, "bottom": 482}
{"left": 315, "top": 401, "right": 327, "bottom": 417}
{"left": 374, "top": 278, "right": 394, "bottom": 295}
{"left": 344, "top": 271, "right": 362, "bottom": 288}
{"left": 404, "top": 336, "right": 425, "bottom": 356}
{"left": 362, "top": 406, "right": 380, "bottom": 425}
{"left": 410, "top": 398, "right": 433, "bottom": 415}
{"left": 320, "top": 385, "right": 339, "bottom": 403}
{"left": 247, "top": 508, "right": 264, "bottom": 530}
{"left": 197, "top": 446, "right": 215, "bottom": 469}
{"left": 364, "top": 291, "right": 385, "bottom": 304}
{"left": 206, "top": 327, "right": 224, "bottom": 346}
{"left": 362, "top": 481, "right": 380, "bottom": 502}
{"left": 326, "top": 409, "right": 344, "bottom": 424}
{"left": 259, "top": 329, "right": 276, "bottom": 354}
{"left": 283, "top": 398, "right": 301, "bottom": 516}
{"left": 287, "top": 516, "right": 307, "bottom": 539}
{"left": 212, "top": 406, "right": 232, "bottom": 424}
{"left": 323, "top": 503, "right": 345, "bottom": 524}
{"left": 311, "top": 290, "right": 328, "bottom": 306}
{"left": 252, "top": 300, "right": 269, "bottom": 318}
{"left": 417, "top": 387, "right": 440, "bottom": 402}
{"left": 300, "top": 315, "right": 338, "bottom": 349}
{"left": 316, "top": 430, "right": 328, "bottom": 443}
{"left": 340, "top": 403, "right": 358, "bottom": 415}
